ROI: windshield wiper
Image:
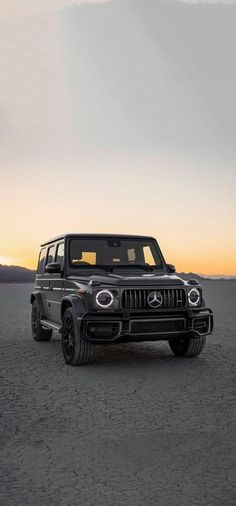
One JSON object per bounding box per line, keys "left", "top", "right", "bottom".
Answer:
{"left": 111, "top": 264, "right": 154, "bottom": 271}
{"left": 72, "top": 264, "right": 113, "bottom": 272}
{"left": 87, "top": 264, "right": 113, "bottom": 272}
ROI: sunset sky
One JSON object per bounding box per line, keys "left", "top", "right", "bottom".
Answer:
{"left": 0, "top": 0, "right": 236, "bottom": 275}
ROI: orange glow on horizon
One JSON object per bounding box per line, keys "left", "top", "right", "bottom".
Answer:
{"left": 0, "top": 257, "right": 19, "bottom": 266}
{"left": 0, "top": 245, "right": 235, "bottom": 276}
{"left": 1, "top": 156, "right": 236, "bottom": 277}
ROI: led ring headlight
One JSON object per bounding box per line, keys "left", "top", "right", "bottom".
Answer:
{"left": 188, "top": 288, "right": 201, "bottom": 306}
{"left": 96, "top": 290, "right": 114, "bottom": 308}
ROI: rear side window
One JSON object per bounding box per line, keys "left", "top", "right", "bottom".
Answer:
{"left": 46, "top": 245, "right": 56, "bottom": 266}
{"left": 56, "top": 243, "right": 64, "bottom": 268}
{"left": 37, "top": 248, "right": 46, "bottom": 274}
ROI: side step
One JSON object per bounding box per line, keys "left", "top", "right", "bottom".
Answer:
{"left": 40, "top": 319, "right": 62, "bottom": 333}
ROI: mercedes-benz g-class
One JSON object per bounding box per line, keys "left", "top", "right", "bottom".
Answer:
{"left": 30, "top": 234, "right": 213, "bottom": 365}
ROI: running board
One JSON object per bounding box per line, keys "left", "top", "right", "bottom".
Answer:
{"left": 40, "top": 319, "right": 61, "bottom": 332}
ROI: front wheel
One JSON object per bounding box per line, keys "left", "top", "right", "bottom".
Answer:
{"left": 62, "top": 308, "right": 95, "bottom": 366}
{"left": 169, "top": 336, "right": 206, "bottom": 357}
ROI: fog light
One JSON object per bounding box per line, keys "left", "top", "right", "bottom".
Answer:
{"left": 87, "top": 322, "right": 120, "bottom": 339}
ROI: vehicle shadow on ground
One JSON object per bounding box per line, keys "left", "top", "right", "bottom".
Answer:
{"left": 93, "top": 343, "right": 210, "bottom": 368}
{"left": 40, "top": 333, "right": 209, "bottom": 369}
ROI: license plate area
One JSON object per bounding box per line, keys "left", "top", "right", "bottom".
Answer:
{"left": 130, "top": 318, "right": 186, "bottom": 335}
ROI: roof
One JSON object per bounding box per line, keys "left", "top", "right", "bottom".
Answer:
{"left": 41, "top": 233, "right": 156, "bottom": 247}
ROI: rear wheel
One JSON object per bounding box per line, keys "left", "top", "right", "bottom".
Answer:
{"left": 62, "top": 308, "right": 95, "bottom": 366}
{"left": 169, "top": 336, "right": 206, "bottom": 357}
{"left": 31, "top": 300, "right": 52, "bottom": 342}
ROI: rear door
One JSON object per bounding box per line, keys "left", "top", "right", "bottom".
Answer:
{"left": 44, "top": 244, "right": 56, "bottom": 320}
{"left": 51, "top": 242, "right": 65, "bottom": 323}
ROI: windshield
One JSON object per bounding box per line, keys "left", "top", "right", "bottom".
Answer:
{"left": 69, "top": 238, "right": 164, "bottom": 270}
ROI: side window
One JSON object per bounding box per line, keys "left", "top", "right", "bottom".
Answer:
{"left": 37, "top": 248, "right": 47, "bottom": 274}
{"left": 56, "top": 243, "right": 64, "bottom": 268}
{"left": 46, "top": 245, "right": 56, "bottom": 267}
{"left": 143, "top": 245, "right": 155, "bottom": 266}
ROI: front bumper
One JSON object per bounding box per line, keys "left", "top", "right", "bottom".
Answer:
{"left": 80, "top": 307, "right": 214, "bottom": 344}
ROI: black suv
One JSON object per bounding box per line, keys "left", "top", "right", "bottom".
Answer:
{"left": 30, "top": 234, "right": 213, "bottom": 365}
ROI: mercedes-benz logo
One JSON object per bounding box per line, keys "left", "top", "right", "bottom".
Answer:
{"left": 147, "top": 291, "right": 163, "bottom": 308}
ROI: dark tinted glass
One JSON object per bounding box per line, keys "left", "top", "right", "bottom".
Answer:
{"left": 56, "top": 243, "right": 64, "bottom": 268}
{"left": 37, "top": 248, "right": 46, "bottom": 274}
{"left": 46, "top": 245, "right": 56, "bottom": 266}
{"left": 69, "top": 238, "right": 163, "bottom": 269}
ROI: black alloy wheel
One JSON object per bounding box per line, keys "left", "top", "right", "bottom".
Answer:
{"left": 169, "top": 336, "right": 206, "bottom": 357}
{"left": 62, "top": 308, "right": 95, "bottom": 366}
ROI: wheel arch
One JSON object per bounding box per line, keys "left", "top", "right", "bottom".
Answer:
{"left": 30, "top": 292, "right": 45, "bottom": 318}
{"left": 61, "top": 295, "right": 86, "bottom": 321}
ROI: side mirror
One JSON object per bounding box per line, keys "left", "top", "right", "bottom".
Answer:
{"left": 45, "top": 262, "right": 62, "bottom": 274}
{"left": 167, "top": 263, "right": 176, "bottom": 274}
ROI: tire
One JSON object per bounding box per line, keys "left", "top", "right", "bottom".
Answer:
{"left": 169, "top": 336, "right": 206, "bottom": 357}
{"left": 31, "top": 300, "right": 52, "bottom": 342}
{"left": 62, "top": 308, "right": 95, "bottom": 366}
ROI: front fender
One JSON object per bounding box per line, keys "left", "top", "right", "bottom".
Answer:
{"left": 61, "top": 295, "right": 86, "bottom": 320}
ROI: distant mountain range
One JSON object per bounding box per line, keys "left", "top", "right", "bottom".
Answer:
{"left": 0, "top": 264, "right": 235, "bottom": 283}
{"left": 0, "top": 265, "right": 36, "bottom": 283}
{"left": 177, "top": 273, "right": 236, "bottom": 281}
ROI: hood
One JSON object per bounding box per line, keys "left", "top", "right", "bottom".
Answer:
{"left": 67, "top": 272, "right": 188, "bottom": 287}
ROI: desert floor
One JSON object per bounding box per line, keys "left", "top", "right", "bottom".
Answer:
{"left": 0, "top": 281, "right": 235, "bottom": 505}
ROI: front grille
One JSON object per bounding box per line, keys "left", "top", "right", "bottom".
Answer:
{"left": 131, "top": 319, "right": 185, "bottom": 335}
{"left": 122, "top": 288, "right": 186, "bottom": 310}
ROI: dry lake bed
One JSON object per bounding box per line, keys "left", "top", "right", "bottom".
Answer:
{"left": 0, "top": 281, "right": 235, "bottom": 505}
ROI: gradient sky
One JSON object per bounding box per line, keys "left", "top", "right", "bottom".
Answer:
{"left": 0, "top": 0, "right": 235, "bottom": 19}
{"left": 0, "top": 1, "right": 108, "bottom": 20}
{"left": 0, "top": 0, "right": 236, "bottom": 274}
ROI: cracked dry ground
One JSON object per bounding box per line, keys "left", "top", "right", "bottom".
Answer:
{"left": 0, "top": 282, "right": 235, "bottom": 506}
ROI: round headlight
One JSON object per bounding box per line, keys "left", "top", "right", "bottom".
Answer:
{"left": 96, "top": 290, "right": 114, "bottom": 308}
{"left": 188, "top": 288, "right": 201, "bottom": 306}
